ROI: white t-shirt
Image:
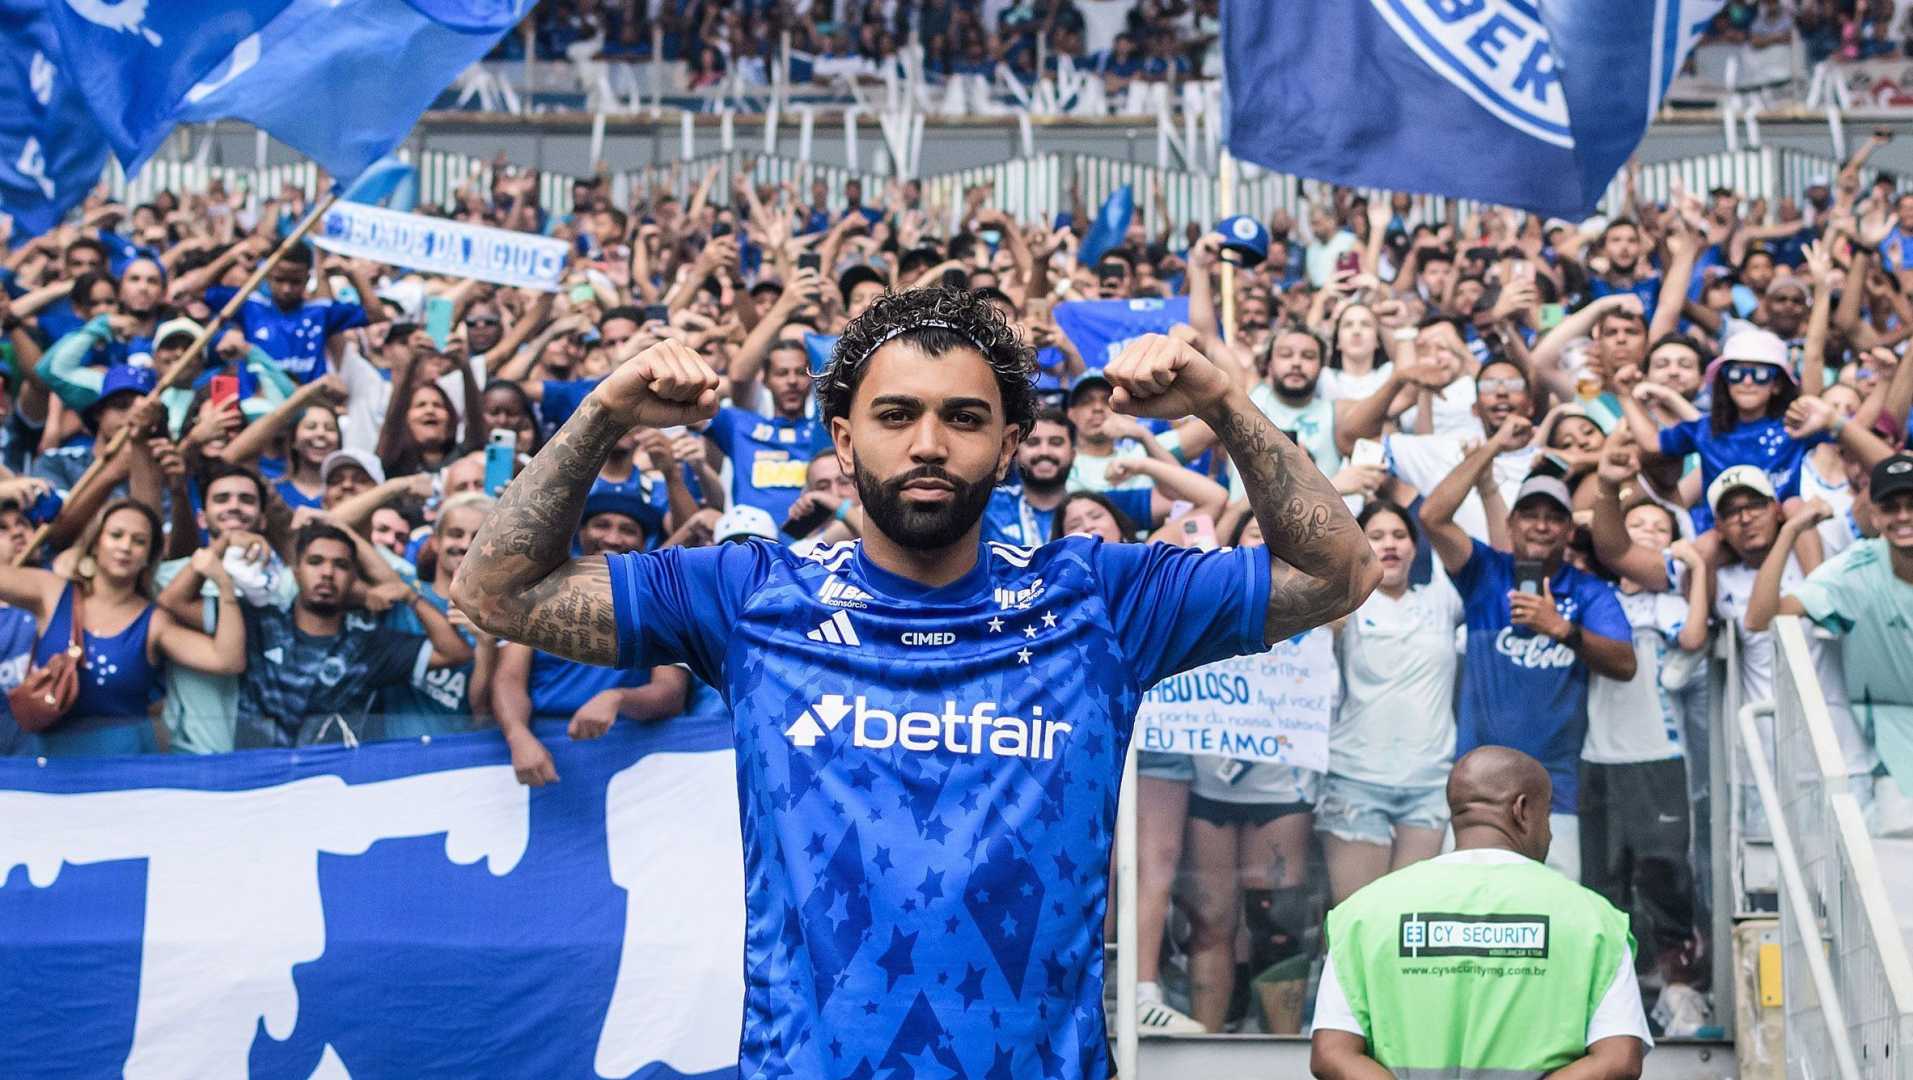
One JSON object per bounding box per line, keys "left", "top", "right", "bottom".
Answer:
{"left": 1311, "top": 849, "right": 1655, "bottom": 1049}
{"left": 1249, "top": 383, "right": 1343, "bottom": 478}
{"left": 1383, "top": 432, "right": 1538, "bottom": 543}
{"left": 1801, "top": 453, "right": 1859, "bottom": 556}
{"left": 1333, "top": 578, "right": 1463, "bottom": 789}
{"left": 1318, "top": 362, "right": 1393, "bottom": 405}
{"left": 1305, "top": 231, "right": 1359, "bottom": 288}
{"left": 1396, "top": 376, "right": 1481, "bottom": 437}
{"left": 1716, "top": 557, "right": 1877, "bottom": 777}
{"left": 1076, "top": 0, "right": 1131, "bottom": 57}
{"left": 1584, "top": 589, "right": 1691, "bottom": 765}
{"left": 338, "top": 346, "right": 484, "bottom": 457}
{"left": 1066, "top": 442, "right": 1150, "bottom": 493}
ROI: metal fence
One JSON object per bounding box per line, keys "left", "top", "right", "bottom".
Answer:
{"left": 1762, "top": 617, "right": 1913, "bottom": 1078}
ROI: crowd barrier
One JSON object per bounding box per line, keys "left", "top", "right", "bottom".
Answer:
{"left": 99, "top": 143, "right": 1907, "bottom": 244}
{"left": 1752, "top": 617, "right": 1913, "bottom": 1078}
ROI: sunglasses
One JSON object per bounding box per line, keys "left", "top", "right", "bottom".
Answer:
{"left": 1478, "top": 376, "right": 1526, "bottom": 395}
{"left": 465, "top": 316, "right": 501, "bottom": 327}
{"left": 1724, "top": 363, "right": 1779, "bottom": 385}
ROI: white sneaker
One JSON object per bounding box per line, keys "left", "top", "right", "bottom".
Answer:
{"left": 1653, "top": 982, "right": 1711, "bottom": 1037}
{"left": 1136, "top": 999, "right": 1206, "bottom": 1036}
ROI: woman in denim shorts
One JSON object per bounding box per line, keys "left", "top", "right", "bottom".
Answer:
{"left": 1318, "top": 501, "right": 1462, "bottom": 905}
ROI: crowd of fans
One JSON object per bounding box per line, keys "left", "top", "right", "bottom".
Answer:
{"left": 499, "top": 0, "right": 1219, "bottom": 93}
{"left": 4, "top": 120, "right": 1913, "bottom": 1045}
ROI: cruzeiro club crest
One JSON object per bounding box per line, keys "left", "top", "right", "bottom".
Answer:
{"left": 1366, "top": 0, "right": 1571, "bottom": 148}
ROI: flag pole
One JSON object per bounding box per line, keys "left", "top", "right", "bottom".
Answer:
{"left": 1218, "top": 147, "right": 1236, "bottom": 345}
{"left": 16, "top": 190, "right": 342, "bottom": 565}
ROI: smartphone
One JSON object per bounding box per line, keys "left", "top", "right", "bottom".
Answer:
{"left": 941, "top": 268, "right": 970, "bottom": 291}
{"left": 1350, "top": 437, "right": 1385, "bottom": 470}
{"left": 1513, "top": 558, "right": 1547, "bottom": 596}
{"left": 424, "top": 295, "right": 455, "bottom": 349}
{"left": 22, "top": 488, "right": 63, "bottom": 525}
{"left": 1178, "top": 513, "right": 1219, "bottom": 552}
{"left": 568, "top": 283, "right": 598, "bottom": 305}
{"left": 781, "top": 498, "right": 835, "bottom": 539}
{"left": 641, "top": 303, "right": 670, "bottom": 324}
{"left": 484, "top": 429, "right": 517, "bottom": 497}
{"left": 980, "top": 228, "right": 1003, "bottom": 247}
{"left": 209, "top": 374, "right": 240, "bottom": 408}
{"left": 797, "top": 252, "right": 822, "bottom": 272}
{"left": 1539, "top": 302, "right": 1565, "bottom": 330}
{"left": 711, "top": 221, "right": 733, "bottom": 239}
{"left": 1335, "top": 251, "right": 1361, "bottom": 274}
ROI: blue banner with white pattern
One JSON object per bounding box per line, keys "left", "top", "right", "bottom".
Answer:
{"left": 0, "top": 718, "right": 742, "bottom": 1079}
{"left": 1222, "top": 0, "right": 1725, "bottom": 216}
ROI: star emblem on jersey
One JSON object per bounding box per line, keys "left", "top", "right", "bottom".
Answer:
{"left": 807, "top": 610, "right": 861, "bottom": 647}
{"left": 987, "top": 617, "right": 1004, "bottom": 633}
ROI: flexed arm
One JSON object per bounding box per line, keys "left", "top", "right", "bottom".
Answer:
{"left": 1105, "top": 335, "right": 1379, "bottom": 645}
{"left": 452, "top": 341, "right": 721, "bottom": 663}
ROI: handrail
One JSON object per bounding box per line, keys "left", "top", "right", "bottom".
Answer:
{"left": 1737, "top": 699, "right": 1864, "bottom": 1080}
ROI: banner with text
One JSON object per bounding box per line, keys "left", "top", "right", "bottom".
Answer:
{"left": 0, "top": 720, "right": 740, "bottom": 1079}
{"left": 1136, "top": 629, "right": 1335, "bottom": 772}
{"left": 313, "top": 201, "right": 570, "bottom": 291}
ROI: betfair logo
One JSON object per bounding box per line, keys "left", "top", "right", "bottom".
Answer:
{"left": 782, "top": 693, "right": 1071, "bottom": 759}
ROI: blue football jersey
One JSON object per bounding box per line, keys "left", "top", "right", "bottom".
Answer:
{"left": 606, "top": 535, "right": 1270, "bottom": 1079}
{"left": 203, "top": 286, "right": 367, "bottom": 383}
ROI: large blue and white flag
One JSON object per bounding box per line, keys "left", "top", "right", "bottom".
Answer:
{"left": 44, "top": 0, "right": 532, "bottom": 185}
{"left": 0, "top": 0, "right": 110, "bottom": 237}
{"left": 0, "top": 719, "right": 742, "bottom": 1079}
{"left": 1078, "top": 185, "right": 1134, "bottom": 266}
{"left": 1054, "top": 296, "right": 1192, "bottom": 368}
{"left": 1222, "top": 0, "right": 1725, "bottom": 217}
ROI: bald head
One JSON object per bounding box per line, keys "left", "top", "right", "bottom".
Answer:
{"left": 1447, "top": 746, "right": 1553, "bottom": 863}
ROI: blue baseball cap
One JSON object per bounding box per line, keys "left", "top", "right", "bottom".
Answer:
{"left": 1216, "top": 215, "right": 1270, "bottom": 267}
{"left": 85, "top": 364, "right": 157, "bottom": 426}
{"left": 1068, "top": 367, "right": 1113, "bottom": 404}
{"left": 582, "top": 489, "right": 663, "bottom": 535}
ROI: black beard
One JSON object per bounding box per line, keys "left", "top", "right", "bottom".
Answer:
{"left": 855, "top": 458, "right": 994, "bottom": 551}
{"left": 1019, "top": 459, "right": 1068, "bottom": 495}
{"left": 300, "top": 595, "right": 343, "bottom": 618}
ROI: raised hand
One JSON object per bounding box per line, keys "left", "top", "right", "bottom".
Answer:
{"left": 592, "top": 340, "right": 722, "bottom": 429}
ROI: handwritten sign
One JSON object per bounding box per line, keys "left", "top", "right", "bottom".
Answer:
{"left": 1137, "top": 629, "right": 1335, "bottom": 773}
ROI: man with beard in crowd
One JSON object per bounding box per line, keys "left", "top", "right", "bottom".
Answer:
{"left": 1588, "top": 219, "right": 1663, "bottom": 320}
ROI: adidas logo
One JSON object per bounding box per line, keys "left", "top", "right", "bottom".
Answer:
{"left": 818, "top": 576, "right": 873, "bottom": 609}
{"left": 806, "top": 610, "right": 861, "bottom": 647}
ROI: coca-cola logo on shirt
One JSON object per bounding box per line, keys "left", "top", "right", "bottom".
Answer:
{"left": 1493, "top": 627, "right": 1577, "bottom": 670}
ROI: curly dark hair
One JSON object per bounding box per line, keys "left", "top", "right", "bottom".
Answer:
{"left": 819, "top": 287, "right": 1037, "bottom": 434}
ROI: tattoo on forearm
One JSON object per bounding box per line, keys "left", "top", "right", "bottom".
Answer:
{"left": 1208, "top": 403, "right": 1375, "bottom": 644}
{"left": 458, "top": 397, "right": 625, "bottom": 665}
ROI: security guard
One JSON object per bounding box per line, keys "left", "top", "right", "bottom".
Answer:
{"left": 1309, "top": 746, "right": 1652, "bottom": 1079}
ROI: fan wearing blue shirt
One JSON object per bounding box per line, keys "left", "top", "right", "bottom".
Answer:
{"left": 984, "top": 406, "right": 1224, "bottom": 546}
{"left": 203, "top": 245, "right": 388, "bottom": 384}
{"left": 454, "top": 288, "right": 1380, "bottom": 1080}
{"left": 702, "top": 341, "right": 833, "bottom": 524}
{"left": 1420, "top": 416, "right": 1637, "bottom": 881}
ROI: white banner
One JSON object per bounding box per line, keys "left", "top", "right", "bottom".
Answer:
{"left": 1136, "top": 630, "right": 1335, "bottom": 773}
{"left": 312, "top": 201, "right": 570, "bottom": 291}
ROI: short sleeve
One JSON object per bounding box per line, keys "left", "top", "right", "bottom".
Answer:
{"left": 1090, "top": 539, "right": 1271, "bottom": 689}
{"left": 1793, "top": 552, "right": 1864, "bottom": 635}
{"left": 1658, "top": 418, "right": 1702, "bottom": 458}
{"left": 1308, "top": 947, "right": 1366, "bottom": 1037}
{"left": 324, "top": 302, "right": 368, "bottom": 334}
{"left": 537, "top": 378, "right": 601, "bottom": 429}
{"left": 605, "top": 539, "right": 774, "bottom": 687}
{"left": 1587, "top": 946, "right": 1654, "bottom": 1048}
{"left": 1449, "top": 538, "right": 1500, "bottom": 600}
{"left": 1575, "top": 579, "right": 1633, "bottom": 642}
{"left": 1107, "top": 487, "right": 1156, "bottom": 531}
{"left": 704, "top": 406, "right": 743, "bottom": 448}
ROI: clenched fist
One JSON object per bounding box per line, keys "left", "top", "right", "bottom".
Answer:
{"left": 1105, "top": 334, "right": 1235, "bottom": 420}
{"left": 591, "top": 340, "right": 722, "bottom": 429}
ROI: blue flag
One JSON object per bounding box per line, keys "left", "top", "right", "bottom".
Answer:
{"left": 1079, "top": 185, "right": 1134, "bottom": 266}
{"left": 1053, "top": 296, "right": 1191, "bottom": 368}
{"left": 339, "top": 155, "right": 418, "bottom": 211}
{"left": 45, "top": 0, "right": 532, "bottom": 185}
{"left": 1222, "top": 0, "right": 1723, "bottom": 217}
{"left": 0, "top": 0, "right": 110, "bottom": 237}
{"left": 0, "top": 718, "right": 742, "bottom": 1078}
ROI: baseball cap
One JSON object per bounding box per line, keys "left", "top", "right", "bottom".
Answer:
{"left": 1870, "top": 453, "right": 1913, "bottom": 503}
{"left": 582, "top": 489, "right": 663, "bottom": 534}
{"left": 320, "top": 448, "right": 386, "bottom": 487}
{"left": 1512, "top": 475, "right": 1573, "bottom": 514}
{"left": 713, "top": 504, "right": 778, "bottom": 543}
{"left": 95, "top": 363, "right": 157, "bottom": 404}
{"left": 1068, "top": 368, "right": 1113, "bottom": 404}
{"left": 1215, "top": 215, "right": 1270, "bottom": 267}
{"left": 1704, "top": 328, "right": 1794, "bottom": 387}
{"left": 152, "top": 317, "right": 203, "bottom": 351}
{"left": 1706, "top": 464, "right": 1777, "bottom": 515}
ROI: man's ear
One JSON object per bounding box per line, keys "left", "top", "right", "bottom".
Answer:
{"left": 831, "top": 415, "right": 854, "bottom": 477}
{"left": 997, "top": 424, "right": 1023, "bottom": 484}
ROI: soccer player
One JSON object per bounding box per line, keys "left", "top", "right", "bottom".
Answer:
{"left": 453, "top": 289, "right": 1378, "bottom": 1079}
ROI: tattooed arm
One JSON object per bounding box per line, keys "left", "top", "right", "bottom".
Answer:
{"left": 1106, "top": 335, "right": 1379, "bottom": 645}
{"left": 451, "top": 342, "right": 722, "bottom": 664}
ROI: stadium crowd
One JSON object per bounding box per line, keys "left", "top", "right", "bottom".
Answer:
{"left": 3, "top": 127, "right": 1913, "bottom": 1046}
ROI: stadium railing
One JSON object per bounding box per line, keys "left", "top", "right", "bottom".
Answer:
{"left": 1742, "top": 616, "right": 1913, "bottom": 1079}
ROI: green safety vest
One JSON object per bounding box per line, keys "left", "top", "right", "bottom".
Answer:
{"left": 1325, "top": 852, "right": 1635, "bottom": 1079}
